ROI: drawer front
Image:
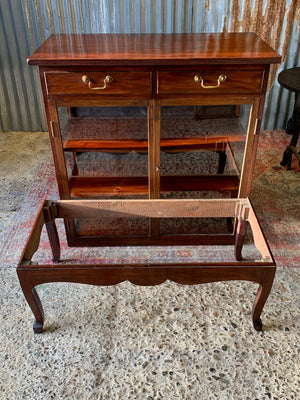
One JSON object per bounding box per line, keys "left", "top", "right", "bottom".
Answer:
{"left": 157, "top": 70, "right": 263, "bottom": 95}
{"left": 45, "top": 71, "right": 152, "bottom": 96}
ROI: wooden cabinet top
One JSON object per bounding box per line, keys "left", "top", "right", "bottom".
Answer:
{"left": 28, "top": 33, "right": 281, "bottom": 67}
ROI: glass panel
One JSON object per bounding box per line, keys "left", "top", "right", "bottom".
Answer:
{"left": 159, "top": 104, "right": 249, "bottom": 235}
{"left": 159, "top": 105, "right": 248, "bottom": 200}
{"left": 59, "top": 106, "right": 148, "bottom": 187}
{"left": 58, "top": 106, "right": 149, "bottom": 237}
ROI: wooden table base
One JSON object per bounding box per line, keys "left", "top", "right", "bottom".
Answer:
{"left": 17, "top": 198, "right": 276, "bottom": 333}
{"left": 18, "top": 263, "right": 276, "bottom": 334}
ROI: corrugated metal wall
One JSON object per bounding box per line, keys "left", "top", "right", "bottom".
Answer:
{"left": 0, "top": 0, "right": 299, "bottom": 132}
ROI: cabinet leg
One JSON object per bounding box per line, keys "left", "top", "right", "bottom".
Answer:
{"left": 17, "top": 271, "right": 45, "bottom": 334}
{"left": 252, "top": 267, "right": 276, "bottom": 331}
{"left": 217, "top": 150, "right": 227, "bottom": 174}
{"left": 72, "top": 151, "right": 79, "bottom": 175}
{"left": 226, "top": 217, "right": 234, "bottom": 233}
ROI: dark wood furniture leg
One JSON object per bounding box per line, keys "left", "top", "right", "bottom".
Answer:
{"left": 217, "top": 150, "right": 227, "bottom": 174}
{"left": 280, "top": 92, "right": 300, "bottom": 168}
{"left": 17, "top": 270, "right": 45, "bottom": 334}
{"left": 252, "top": 266, "right": 276, "bottom": 331}
{"left": 278, "top": 68, "right": 300, "bottom": 169}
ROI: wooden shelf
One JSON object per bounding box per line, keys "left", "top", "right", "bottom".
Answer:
{"left": 69, "top": 175, "right": 239, "bottom": 198}
{"left": 64, "top": 138, "right": 149, "bottom": 153}
{"left": 62, "top": 116, "right": 244, "bottom": 153}
{"left": 64, "top": 137, "right": 242, "bottom": 153}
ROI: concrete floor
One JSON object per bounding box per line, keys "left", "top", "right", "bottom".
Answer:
{"left": 0, "top": 131, "right": 50, "bottom": 245}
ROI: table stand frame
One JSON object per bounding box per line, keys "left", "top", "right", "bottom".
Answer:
{"left": 18, "top": 198, "right": 275, "bottom": 333}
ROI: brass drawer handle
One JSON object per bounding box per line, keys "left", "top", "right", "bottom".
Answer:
{"left": 194, "top": 74, "right": 227, "bottom": 89}
{"left": 82, "top": 75, "right": 113, "bottom": 90}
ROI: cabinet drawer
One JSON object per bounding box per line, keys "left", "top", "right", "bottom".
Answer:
{"left": 45, "top": 71, "right": 152, "bottom": 96}
{"left": 157, "top": 70, "right": 263, "bottom": 95}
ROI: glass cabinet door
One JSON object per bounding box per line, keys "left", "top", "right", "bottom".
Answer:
{"left": 157, "top": 103, "right": 250, "bottom": 236}
{"left": 57, "top": 105, "right": 151, "bottom": 239}
{"left": 54, "top": 101, "right": 255, "bottom": 243}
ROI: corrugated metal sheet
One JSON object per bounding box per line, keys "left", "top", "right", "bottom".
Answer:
{"left": 0, "top": 0, "right": 299, "bottom": 132}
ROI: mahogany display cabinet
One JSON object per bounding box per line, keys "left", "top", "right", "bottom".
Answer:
{"left": 19, "top": 33, "right": 281, "bottom": 332}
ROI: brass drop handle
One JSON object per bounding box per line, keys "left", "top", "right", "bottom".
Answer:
{"left": 194, "top": 74, "right": 227, "bottom": 89}
{"left": 82, "top": 75, "right": 113, "bottom": 90}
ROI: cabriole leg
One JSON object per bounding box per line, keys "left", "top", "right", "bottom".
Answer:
{"left": 252, "top": 267, "right": 276, "bottom": 331}
{"left": 17, "top": 271, "right": 45, "bottom": 334}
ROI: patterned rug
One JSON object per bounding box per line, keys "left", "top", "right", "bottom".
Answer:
{"left": 250, "top": 130, "right": 300, "bottom": 267}
{"left": 0, "top": 129, "right": 299, "bottom": 268}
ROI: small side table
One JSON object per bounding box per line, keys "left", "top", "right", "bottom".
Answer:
{"left": 278, "top": 67, "right": 300, "bottom": 170}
